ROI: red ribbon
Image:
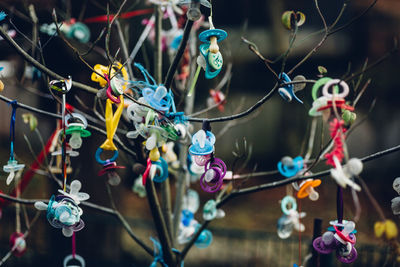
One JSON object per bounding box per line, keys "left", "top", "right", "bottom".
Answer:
{"left": 84, "top": 8, "right": 154, "bottom": 23}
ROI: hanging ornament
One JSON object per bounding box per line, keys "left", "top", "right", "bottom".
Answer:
{"left": 95, "top": 95, "right": 126, "bottom": 186}
{"left": 3, "top": 101, "right": 24, "bottom": 186}
{"left": 34, "top": 180, "right": 89, "bottom": 237}
{"left": 313, "top": 220, "right": 358, "bottom": 263}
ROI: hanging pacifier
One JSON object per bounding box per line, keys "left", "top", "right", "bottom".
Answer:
{"left": 179, "top": 190, "right": 199, "bottom": 230}
{"left": 65, "top": 113, "right": 91, "bottom": 149}
{"left": 297, "top": 179, "right": 321, "bottom": 201}
{"left": 9, "top": 232, "right": 27, "bottom": 257}
{"left": 198, "top": 17, "right": 227, "bottom": 79}
{"left": 132, "top": 176, "right": 147, "bottom": 198}
{"left": 316, "top": 79, "right": 354, "bottom": 113}
{"left": 92, "top": 62, "right": 128, "bottom": 88}
{"left": 91, "top": 62, "right": 129, "bottom": 101}
{"left": 277, "top": 156, "right": 304, "bottom": 178}
{"left": 162, "top": 142, "right": 179, "bottom": 169}
{"left": 199, "top": 157, "right": 227, "bottom": 193}
{"left": 142, "top": 85, "right": 173, "bottom": 112}
{"left": 97, "top": 159, "right": 125, "bottom": 186}
{"left": 330, "top": 157, "right": 362, "bottom": 191}
{"left": 278, "top": 73, "right": 303, "bottom": 103}
{"left": 34, "top": 180, "right": 89, "bottom": 237}
{"left": 126, "top": 97, "right": 150, "bottom": 124}
{"left": 177, "top": 0, "right": 211, "bottom": 21}
{"left": 313, "top": 220, "right": 358, "bottom": 264}
{"left": 49, "top": 76, "right": 72, "bottom": 93}
{"left": 182, "top": 189, "right": 200, "bottom": 215}
{"left": 277, "top": 196, "right": 306, "bottom": 239}
{"left": 203, "top": 199, "right": 225, "bottom": 221}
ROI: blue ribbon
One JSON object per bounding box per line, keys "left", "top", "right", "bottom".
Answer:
{"left": 133, "top": 63, "right": 157, "bottom": 87}
{"left": 165, "top": 112, "right": 188, "bottom": 124}
{"left": 172, "top": 248, "right": 184, "bottom": 267}
{"left": 149, "top": 237, "right": 184, "bottom": 267}
{"left": 8, "top": 100, "right": 18, "bottom": 160}
{"left": 150, "top": 237, "right": 168, "bottom": 267}
{"left": 0, "top": 11, "right": 6, "bottom": 22}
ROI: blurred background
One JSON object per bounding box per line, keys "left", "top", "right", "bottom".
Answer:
{"left": 0, "top": 0, "right": 399, "bottom": 266}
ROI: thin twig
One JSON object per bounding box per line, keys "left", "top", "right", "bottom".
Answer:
{"left": 164, "top": 19, "right": 194, "bottom": 90}
{"left": 145, "top": 179, "right": 175, "bottom": 266}
{"left": 0, "top": 26, "right": 98, "bottom": 94}
{"left": 0, "top": 94, "right": 136, "bottom": 158}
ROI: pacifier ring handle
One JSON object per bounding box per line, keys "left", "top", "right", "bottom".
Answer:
{"left": 322, "top": 79, "right": 349, "bottom": 99}
{"left": 63, "top": 254, "right": 85, "bottom": 267}
{"left": 95, "top": 148, "right": 119, "bottom": 165}
{"left": 105, "top": 74, "right": 121, "bottom": 104}
{"left": 65, "top": 113, "right": 88, "bottom": 129}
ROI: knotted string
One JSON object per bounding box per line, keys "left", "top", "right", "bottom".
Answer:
{"left": 172, "top": 248, "right": 184, "bottom": 267}
{"left": 150, "top": 237, "right": 168, "bottom": 267}
{"left": 149, "top": 238, "right": 184, "bottom": 267}
{"left": 133, "top": 63, "right": 157, "bottom": 87}
{"left": 8, "top": 100, "right": 18, "bottom": 161}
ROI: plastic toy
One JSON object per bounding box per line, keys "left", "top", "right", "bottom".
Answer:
{"left": 65, "top": 113, "right": 91, "bottom": 149}
{"left": 34, "top": 180, "right": 89, "bottom": 237}
{"left": 313, "top": 220, "right": 358, "bottom": 263}
{"left": 278, "top": 72, "right": 303, "bottom": 103}
{"left": 277, "top": 156, "right": 304, "bottom": 178}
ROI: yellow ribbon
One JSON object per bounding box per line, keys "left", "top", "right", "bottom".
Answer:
{"left": 100, "top": 96, "right": 124, "bottom": 151}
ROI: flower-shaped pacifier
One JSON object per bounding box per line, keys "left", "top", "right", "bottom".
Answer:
{"left": 3, "top": 100, "right": 25, "bottom": 185}
{"left": 203, "top": 199, "right": 225, "bottom": 221}
{"left": 95, "top": 95, "right": 125, "bottom": 185}
{"left": 9, "top": 232, "right": 27, "bottom": 257}
{"left": 189, "top": 129, "right": 215, "bottom": 157}
{"left": 142, "top": 85, "right": 173, "bottom": 112}
{"left": 330, "top": 157, "right": 362, "bottom": 191}
{"left": 60, "top": 18, "right": 91, "bottom": 43}
{"left": 65, "top": 113, "right": 91, "bottom": 149}
{"left": 34, "top": 180, "right": 89, "bottom": 237}
{"left": 63, "top": 254, "right": 86, "bottom": 267}
{"left": 3, "top": 159, "right": 25, "bottom": 186}
{"left": 316, "top": 79, "right": 354, "bottom": 114}
{"left": 199, "top": 158, "right": 227, "bottom": 193}
{"left": 49, "top": 76, "right": 72, "bottom": 93}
